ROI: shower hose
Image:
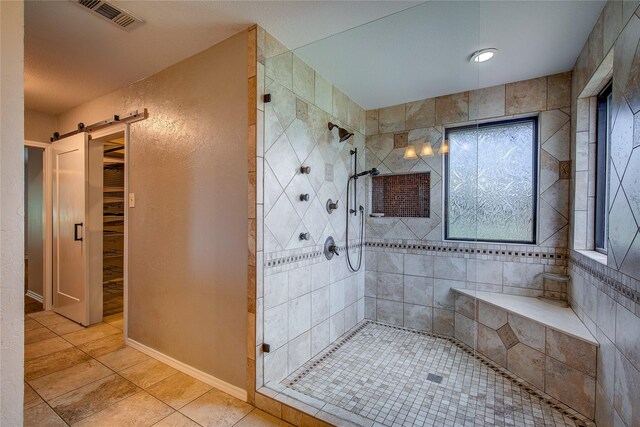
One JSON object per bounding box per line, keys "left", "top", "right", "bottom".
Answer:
{"left": 345, "top": 175, "right": 365, "bottom": 272}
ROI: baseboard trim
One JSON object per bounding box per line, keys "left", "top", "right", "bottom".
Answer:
{"left": 125, "top": 338, "right": 247, "bottom": 402}
{"left": 25, "top": 290, "right": 43, "bottom": 303}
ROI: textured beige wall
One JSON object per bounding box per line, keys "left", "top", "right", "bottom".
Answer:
{"left": 1, "top": 0, "right": 25, "bottom": 423}
{"left": 58, "top": 30, "right": 249, "bottom": 388}
{"left": 25, "top": 108, "right": 56, "bottom": 143}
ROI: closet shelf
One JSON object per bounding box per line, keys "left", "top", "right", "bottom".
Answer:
{"left": 104, "top": 157, "right": 125, "bottom": 165}
{"left": 104, "top": 187, "right": 124, "bottom": 193}
{"left": 104, "top": 197, "right": 124, "bottom": 204}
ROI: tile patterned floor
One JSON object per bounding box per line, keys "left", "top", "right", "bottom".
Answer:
{"left": 284, "top": 322, "right": 591, "bottom": 427}
{"left": 24, "top": 311, "right": 291, "bottom": 427}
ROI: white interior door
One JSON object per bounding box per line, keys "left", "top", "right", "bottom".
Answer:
{"left": 52, "top": 133, "right": 90, "bottom": 325}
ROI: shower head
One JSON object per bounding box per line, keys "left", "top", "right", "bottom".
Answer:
{"left": 328, "top": 122, "right": 354, "bottom": 142}
{"left": 351, "top": 168, "right": 380, "bottom": 179}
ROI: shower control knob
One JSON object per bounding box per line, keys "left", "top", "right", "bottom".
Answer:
{"left": 300, "top": 165, "right": 311, "bottom": 174}
{"left": 299, "top": 232, "right": 310, "bottom": 241}
{"left": 329, "top": 245, "right": 340, "bottom": 256}
{"left": 299, "top": 193, "right": 310, "bottom": 201}
{"left": 326, "top": 199, "right": 338, "bottom": 214}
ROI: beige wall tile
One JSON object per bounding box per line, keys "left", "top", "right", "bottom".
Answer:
{"left": 545, "top": 329, "right": 596, "bottom": 376}
{"left": 507, "top": 343, "right": 545, "bottom": 390}
{"left": 255, "top": 393, "right": 282, "bottom": 418}
{"left": 469, "top": 85, "right": 505, "bottom": 120}
{"left": 378, "top": 104, "right": 405, "bottom": 133}
{"left": 405, "top": 98, "right": 435, "bottom": 129}
{"left": 506, "top": 77, "right": 547, "bottom": 115}
{"left": 546, "top": 356, "right": 595, "bottom": 419}
{"left": 588, "top": 13, "right": 604, "bottom": 76}
{"left": 477, "top": 302, "right": 507, "bottom": 330}
{"left": 547, "top": 73, "right": 572, "bottom": 110}
{"left": 314, "top": 74, "right": 332, "bottom": 114}
{"left": 477, "top": 323, "right": 507, "bottom": 367}
{"left": 293, "top": 56, "right": 314, "bottom": 103}
{"left": 365, "top": 110, "right": 379, "bottom": 136}
{"left": 436, "top": 92, "right": 468, "bottom": 125}
{"left": 508, "top": 314, "right": 545, "bottom": 353}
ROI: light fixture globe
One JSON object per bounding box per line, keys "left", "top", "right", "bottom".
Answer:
{"left": 470, "top": 48, "right": 498, "bottom": 63}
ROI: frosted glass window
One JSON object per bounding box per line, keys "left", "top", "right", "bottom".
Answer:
{"left": 445, "top": 118, "right": 538, "bottom": 243}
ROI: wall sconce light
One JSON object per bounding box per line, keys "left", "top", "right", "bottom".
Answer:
{"left": 403, "top": 145, "right": 418, "bottom": 159}
{"left": 420, "top": 143, "right": 434, "bottom": 157}
{"left": 438, "top": 139, "right": 449, "bottom": 155}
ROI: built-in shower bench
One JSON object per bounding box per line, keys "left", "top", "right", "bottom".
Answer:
{"left": 452, "top": 288, "right": 598, "bottom": 421}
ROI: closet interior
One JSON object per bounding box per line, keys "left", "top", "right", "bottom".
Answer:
{"left": 103, "top": 135, "right": 125, "bottom": 316}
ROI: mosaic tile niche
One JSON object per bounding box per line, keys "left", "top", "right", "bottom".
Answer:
{"left": 364, "top": 73, "right": 573, "bottom": 332}
{"left": 256, "top": 28, "right": 368, "bottom": 388}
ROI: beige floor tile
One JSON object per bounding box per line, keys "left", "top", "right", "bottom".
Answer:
{"left": 25, "top": 347, "right": 92, "bottom": 381}
{"left": 234, "top": 409, "right": 293, "bottom": 427}
{"left": 73, "top": 391, "right": 174, "bottom": 427}
{"left": 29, "top": 359, "right": 113, "bottom": 400}
{"left": 98, "top": 347, "right": 150, "bottom": 372}
{"left": 46, "top": 318, "right": 86, "bottom": 335}
{"left": 153, "top": 412, "right": 201, "bottom": 427}
{"left": 120, "top": 358, "right": 178, "bottom": 389}
{"left": 25, "top": 318, "right": 42, "bottom": 331}
{"left": 25, "top": 336, "right": 73, "bottom": 361}
{"left": 104, "top": 312, "right": 124, "bottom": 324}
{"left": 147, "top": 372, "right": 212, "bottom": 409}
{"left": 108, "top": 317, "right": 125, "bottom": 330}
{"left": 25, "top": 327, "right": 58, "bottom": 345}
{"left": 180, "top": 389, "right": 253, "bottom": 427}
{"left": 23, "top": 382, "right": 43, "bottom": 410}
{"left": 30, "top": 311, "right": 69, "bottom": 327}
{"left": 62, "top": 322, "right": 121, "bottom": 346}
{"left": 50, "top": 374, "right": 139, "bottom": 424}
{"left": 24, "top": 402, "right": 67, "bottom": 427}
{"left": 76, "top": 332, "right": 125, "bottom": 357}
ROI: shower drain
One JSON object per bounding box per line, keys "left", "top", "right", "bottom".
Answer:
{"left": 426, "top": 373, "right": 443, "bottom": 384}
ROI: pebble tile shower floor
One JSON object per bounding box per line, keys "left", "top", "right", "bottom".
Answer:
{"left": 283, "top": 322, "right": 592, "bottom": 427}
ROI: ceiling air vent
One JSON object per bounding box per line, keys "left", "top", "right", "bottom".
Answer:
{"left": 73, "top": 0, "right": 144, "bottom": 31}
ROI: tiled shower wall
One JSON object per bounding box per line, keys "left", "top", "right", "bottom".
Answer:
{"left": 255, "top": 28, "right": 367, "bottom": 387}
{"left": 363, "top": 73, "right": 572, "bottom": 332}
{"left": 569, "top": 1, "right": 640, "bottom": 426}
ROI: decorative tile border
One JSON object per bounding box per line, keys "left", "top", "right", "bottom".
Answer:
{"left": 366, "top": 239, "right": 568, "bottom": 264}
{"left": 264, "top": 242, "right": 365, "bottom": 271}
{"left": 286, "top": 320, "right": 594, "bottom": 427}
{"left": 570, "top": 251, "right": 640, "bottom": 309}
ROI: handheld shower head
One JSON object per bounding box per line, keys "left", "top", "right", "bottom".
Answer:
{"left": 351, "top": 168, "right": 380, "bottom": 179}
{"left": 328, "top": 122, "right": 354, "bottom": 142}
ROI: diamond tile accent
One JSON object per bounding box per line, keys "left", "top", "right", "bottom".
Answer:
{"left": 497, "top": 323, "right": 519, "bottom": 349}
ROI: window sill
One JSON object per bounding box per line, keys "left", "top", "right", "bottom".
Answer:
{"left": 576, "top": 250, "right": 607, "bottom": 266}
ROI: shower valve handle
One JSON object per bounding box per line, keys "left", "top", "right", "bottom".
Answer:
{"left": 300, "top": 193, "right": 310, "bottom": 202}
{"left": 299, "top": 232, "right": 310, "bottom": 241}
{"left": 329, "top": 245, "right": 339, "bottom": 256}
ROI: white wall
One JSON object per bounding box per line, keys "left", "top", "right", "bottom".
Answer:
{"left": 0, "top": 0, "right": 25, "bottom": 424}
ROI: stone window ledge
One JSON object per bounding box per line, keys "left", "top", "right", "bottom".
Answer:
{"left": 575, "top": 250, "right": 607, "bottom": 266}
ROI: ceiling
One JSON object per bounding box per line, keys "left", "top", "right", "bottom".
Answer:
{"left": 295, "top": 1, "right": 606, "bottom": 109}
{"left": 25, "top": 0, "right": 420, "bottom": 114}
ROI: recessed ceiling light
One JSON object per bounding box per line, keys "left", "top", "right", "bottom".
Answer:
{"left": 470, "top": 48, "right": 498, "bottom": 63}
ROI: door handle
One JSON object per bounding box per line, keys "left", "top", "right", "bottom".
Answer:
{"left": 74, "top": 223, "right": 83, "bottom": 241}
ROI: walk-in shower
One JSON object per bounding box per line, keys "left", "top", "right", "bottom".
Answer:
{"left": 258, "top": 1, "right": 606, "bottom": 425}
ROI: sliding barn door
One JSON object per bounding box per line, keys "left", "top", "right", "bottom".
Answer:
{"left": 52, "top": 133, "right": 96, "bottom": 325}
